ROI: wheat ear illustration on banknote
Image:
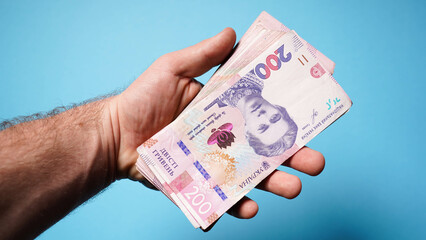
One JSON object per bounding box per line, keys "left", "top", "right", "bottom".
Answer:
{"left": 135, "top": 11, "right": 352, "bottom": 230}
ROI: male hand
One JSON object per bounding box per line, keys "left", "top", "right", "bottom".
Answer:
{"left": 0, "top": 28, "right": 325, "bottom": 239}
{"left": 105, "top": 28, "right": 325, "bottom": 219}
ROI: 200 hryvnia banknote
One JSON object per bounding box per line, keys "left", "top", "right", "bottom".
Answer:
{"left": 136, "top": 13, "right": 352, "bottom": 230}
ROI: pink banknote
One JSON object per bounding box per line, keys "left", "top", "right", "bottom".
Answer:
{"left": 137, "top": 31, "right": 352, "bottom": 229}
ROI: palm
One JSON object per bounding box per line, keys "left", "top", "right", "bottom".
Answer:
{"left": 112, "top": 28, "right": 238, "bottom": 180}
{"left": 116, "top": 67, "right": 202, "bottom": 179}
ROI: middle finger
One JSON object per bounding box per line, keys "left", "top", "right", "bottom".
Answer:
{"left": 256, "top": 170, "right": 302, "bottom": 199}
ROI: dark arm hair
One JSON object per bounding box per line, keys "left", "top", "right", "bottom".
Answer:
{"left": 0, "top": 91, "right": 119, "bottom": 131}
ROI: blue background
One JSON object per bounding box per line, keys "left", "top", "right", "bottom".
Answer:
{"left": 1, "top": 0, "right": 425, "bottom": 239}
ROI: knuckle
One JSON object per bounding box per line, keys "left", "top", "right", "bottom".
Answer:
{"left": 156, "top": 54, "right": 172, "bottom": 66}
{"left": 154, "top": 53, "right": 176, "bottom": 71}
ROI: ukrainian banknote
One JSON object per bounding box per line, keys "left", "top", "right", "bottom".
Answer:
{"left": 138, "top": 12, "right": 334, "bottom": 216}
{"left": 137, "top": 12, "right": 337, "bottom": 204}
{"left": 136, "top": 29, "right": 352, "bottom": 229}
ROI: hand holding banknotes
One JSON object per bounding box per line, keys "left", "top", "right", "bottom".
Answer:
{"left": 110, "top": 27, "right": 325, "bottom": 218}
{"left": 0, "top": 27, "right": 326, "bottom": 239}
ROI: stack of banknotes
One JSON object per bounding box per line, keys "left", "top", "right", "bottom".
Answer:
{"left": 135, "top": 11, "right": 352, "bottom": 229}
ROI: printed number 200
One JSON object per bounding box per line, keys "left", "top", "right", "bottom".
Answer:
{"left": 254, "top": 44, "right": 292, "bottom": 80}
{"left": 184, "top": 186, "right": 212, "bottom": 215}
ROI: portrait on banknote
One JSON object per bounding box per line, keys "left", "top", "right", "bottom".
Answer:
{"left": 205, "top": 70, "right": 298, "bottom": 157}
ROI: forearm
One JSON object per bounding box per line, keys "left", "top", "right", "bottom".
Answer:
{"left": 0, "top": 98, "right": 116, "bottom": 239}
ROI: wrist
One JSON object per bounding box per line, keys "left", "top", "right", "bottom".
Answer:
{"left": 102, "top": 93, "right": 147, "bottom": 181}
{"left": 100, "top": 96, "right": 121, "bottom": 182}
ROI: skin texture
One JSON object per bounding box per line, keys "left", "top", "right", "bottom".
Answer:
{"left": 0, "top": 28, "right": 325, "bottom": 239}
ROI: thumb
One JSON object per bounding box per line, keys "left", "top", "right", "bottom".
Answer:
{"left": 163, "top": 27, "right": 236, "bottom": 78}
